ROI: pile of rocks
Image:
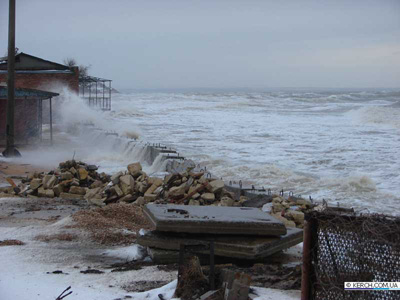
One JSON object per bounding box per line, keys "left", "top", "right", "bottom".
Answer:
{"left": 1, "top": 160, "right": 110, "bottom": 200}
{"left": 85, "top": 162, "right": 240, "bottom": 208}
{"left": 1, "top": 159, "right": 314, "bottom": 230}
{"left": 263, "top": 195, "right": 314, "bottom": 229}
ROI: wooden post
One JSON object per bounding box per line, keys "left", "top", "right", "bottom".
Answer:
{"left": 3, "top": 0, "right": 20, "bottom": 157}
{"left": 301, "top": 220, "right": 312, "bottom": 300}
{"left": 109, "top": 81, "right": 111, "bottom": 110}
{"left": 209, "top": 241, "right": 215, "bottom": 290}
{"left": 40, "top": 99, "right": 42, "bottom": 143}
{"left": 49, "top": 97, "right": 53, "bottom": 146}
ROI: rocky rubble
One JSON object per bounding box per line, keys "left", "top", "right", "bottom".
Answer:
{"left": 0, "top": 160, "right": 110, "bottom": 200}
{"left": 262, "top": 195, "right": 314, "bottom": 229}
{"left": 85, "top": 162, "right": 241, "bottom": 209}
{"left": 0, "top": 160, "right": 315, "bottom": 229}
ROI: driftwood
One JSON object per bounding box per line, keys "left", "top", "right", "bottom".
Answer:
{"left": 55, "top": 286, "right": 72, "bottom": 300}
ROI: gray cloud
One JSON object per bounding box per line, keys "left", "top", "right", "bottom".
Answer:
{"left": 1, "top": 0, "right": 399, "bottom": 89}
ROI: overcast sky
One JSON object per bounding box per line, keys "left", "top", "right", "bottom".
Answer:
{"left": 0, "top": 0, "right": 399, "bottom": 89}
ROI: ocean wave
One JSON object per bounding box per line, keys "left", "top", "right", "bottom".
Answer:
{"left": 347, "top": 105, "right": 400, "bottom": 128}
{"left": 108, "top": 109, "right": 144, "bottom": 118}
{"left": 320, "top": 175, "right": 377, "bottom": 193}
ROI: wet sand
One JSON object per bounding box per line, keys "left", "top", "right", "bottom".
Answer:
{"left": 0, "top": 159, "right": 49, "bottom": 186}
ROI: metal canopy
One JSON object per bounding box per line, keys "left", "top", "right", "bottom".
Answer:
{"left": 79, "top": 75, "right": 111, "bottom": 83}
{"left": 0, "top": 87, "right": 59, "bottom": 99}
{"left": 79, "top": 75, "right": 112, "bottom": 110}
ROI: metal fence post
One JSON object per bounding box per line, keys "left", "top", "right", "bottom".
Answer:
{"left": 301, "top": 220, "right": 312, "bottom": 300}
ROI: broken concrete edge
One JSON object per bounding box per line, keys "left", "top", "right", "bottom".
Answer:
{"left": 138, "top": 228, "right": 303, "bottom": 260}
{"left": 143, "top": 204, "right": 287, "bottom": 237}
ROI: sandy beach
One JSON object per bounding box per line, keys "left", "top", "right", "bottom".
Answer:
{"left": 0, "top": 159, "right": 49, "bottom": 186}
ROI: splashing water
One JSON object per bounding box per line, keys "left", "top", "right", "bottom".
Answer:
{"left": 3, "top": 88, "right": 400, "bottom": 215}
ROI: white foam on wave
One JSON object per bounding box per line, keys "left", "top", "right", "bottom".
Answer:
{"left": 347, "top": 104, "right": 400, "bottom": 129}
{"left": 204, "top": 157, "right": 399, "bottom": 215}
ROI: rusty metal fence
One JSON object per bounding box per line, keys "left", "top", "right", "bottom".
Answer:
{"left": 302, "top": 210, "right": 400, "bottom": 300}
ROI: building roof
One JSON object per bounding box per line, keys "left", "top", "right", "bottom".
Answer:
{"left": 79, "top": 75, "right": 112, "bottom": 83}
{"left": 0, "top": 87, "right": 59, "bottom": 100}
{"left": 0, "top": 52, "right": 72, "bottom": 71}
{"left": 0, "top": 70, "right": 74, "bottom": 74}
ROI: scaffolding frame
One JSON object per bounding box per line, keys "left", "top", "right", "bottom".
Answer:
{"left": 79, "top": 75, "right": 112, "bottom": 110}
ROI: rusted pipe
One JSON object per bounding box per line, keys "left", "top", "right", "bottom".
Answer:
{"left": 301, "top": 220, "right": 312, "bottom": 300}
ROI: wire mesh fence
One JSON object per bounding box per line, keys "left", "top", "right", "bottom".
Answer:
{"left": 305, "top": 210, "right": 400, "bottom": 300}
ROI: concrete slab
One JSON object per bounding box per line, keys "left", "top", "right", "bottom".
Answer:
{"left": 143, "top": 204, "right": 287, "bottom": 236}
{"left": 147, "top": 248, "right": 211, "bottom": 265}
{"left": 138, "top": 227, "right": 303, "bottom": 260}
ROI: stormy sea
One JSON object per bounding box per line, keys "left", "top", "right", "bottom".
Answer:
{"left": 20, "top": 88, "right": 400, "bottom": 215}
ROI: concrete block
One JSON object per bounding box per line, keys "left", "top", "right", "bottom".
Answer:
{"left": 137, "top": 227, "right": 302, "bottom": 260}
{"left": 143, "top": 204, "right": 287, "bottom": 236}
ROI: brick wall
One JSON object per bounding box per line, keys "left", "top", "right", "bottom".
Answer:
{"left": 0, "top": 98, "right": 39, "bottom": 143}
{"left": 0, "top": 67, "right": 79, "bottom": 94}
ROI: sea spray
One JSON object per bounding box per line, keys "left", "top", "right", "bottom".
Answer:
{"left": 58, "top": 87, "right": 142, "bottom": 138}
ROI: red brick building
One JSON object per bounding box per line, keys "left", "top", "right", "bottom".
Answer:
{"left": 0, "top": 87, "right": 59, "bottom": 145}
{"left": 0, "top": 52, "right": 79, "bottom": 93}
{"left": 0, "top": 53, "right": 74, "bottom": 145}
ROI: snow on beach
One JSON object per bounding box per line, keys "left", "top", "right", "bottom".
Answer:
{"left": 0, "top": 197, "right": 178, "bottom": 300}
{"left": 0, "top": 196, "right": 301, "bottom": 300}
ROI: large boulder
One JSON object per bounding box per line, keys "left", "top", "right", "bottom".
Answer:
{"left": 42, "top": 175, "right": 57, "bottom": 189}
{"left": 188, "top": 199, "right": 200, "bottom": 206}
{"left": 111, "top": 171, "right": 124, "bottom": 184}
{"left": 188, "top": 184, "right": 202, "bottom": 195}
{"left": 90, "top": 180, "right": 104, "bottom": 189}
{"left": 120, "top": 174, "right": 134, "bottom": 195}
{"left": 87, "top": 197, "right": 106, "bottom": 207}
{"left": 294, "top": 198, "right": 312, "bottom": 208}
{"left": 148, "top": 177, "right": 163, "bottom": 186}
{"left": 78, "top": 168, "right": 89, "bottom": 181}
{"left": 38, "top": 187, "right": 54, "bottom": 198}
{"left": 286, "top": 210, "right": 305, "bottom": 225}
{"left": 61, "top": 172, "right": 74, "bottom": 181}
{"left": 209, "top": 180, "right": 224, "bottom": 193}
{"left": 201, "top": 193, "right": 215, "bottom": 202}
{"left": 69, "top": 186, "right": 87, "bottom": 195}
{"left": 272, "top": 202, "right": 284, "bottom": 213}
{"left": 144, "top": 194, "right": 157, "bottom": 202}
{"left": 127, "top": 162, "right": 142, "bottom": 178}
{"left": 136, "top": 182, "right": 148, "bottom": 194}
{"left": 30, "top": 178, "right": 42, "bottom": 190}
{"left": 60, "top": 192, "right": 84, "bottom": 200}
{"left": 53, "top": 184, "right": 64, "bottom": 197}
{"left": 69, "top": 167, "right": 77, "bottom": 176}
{"left": 70, "top": 178, "right": 80, "bottom": 187}
{"left": 168, "top": 183, "right": 186, "bottom": 198}
{"left": 271, "top": 213, "right": 296, "bottom": 228}
{"left": 111, "top": 185, "right": 124, "bottom": 197}
{"left": 220, "top": 197, "right": 234, "bottom": 207}
{"left": 120, "top": 194, "right": 136, "bottom": 203}
{"left": 145, "top": 179, "right": 163, "bottom": 195}
{"left": 84, "top": 187, "right": 102, "bottom": 200}
{"left": 133, "top": 196, "right": 146, "bottom": 206}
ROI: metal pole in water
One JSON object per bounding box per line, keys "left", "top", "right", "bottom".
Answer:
{"left": 3, "top": 0, "right": 20, "bottom": 157}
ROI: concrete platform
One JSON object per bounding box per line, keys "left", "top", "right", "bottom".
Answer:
{"left": 143, "top": 204, "right": 287, "bottom": 236}
{"left": 138, "top": 227, "right": 302, "bottom": 260}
